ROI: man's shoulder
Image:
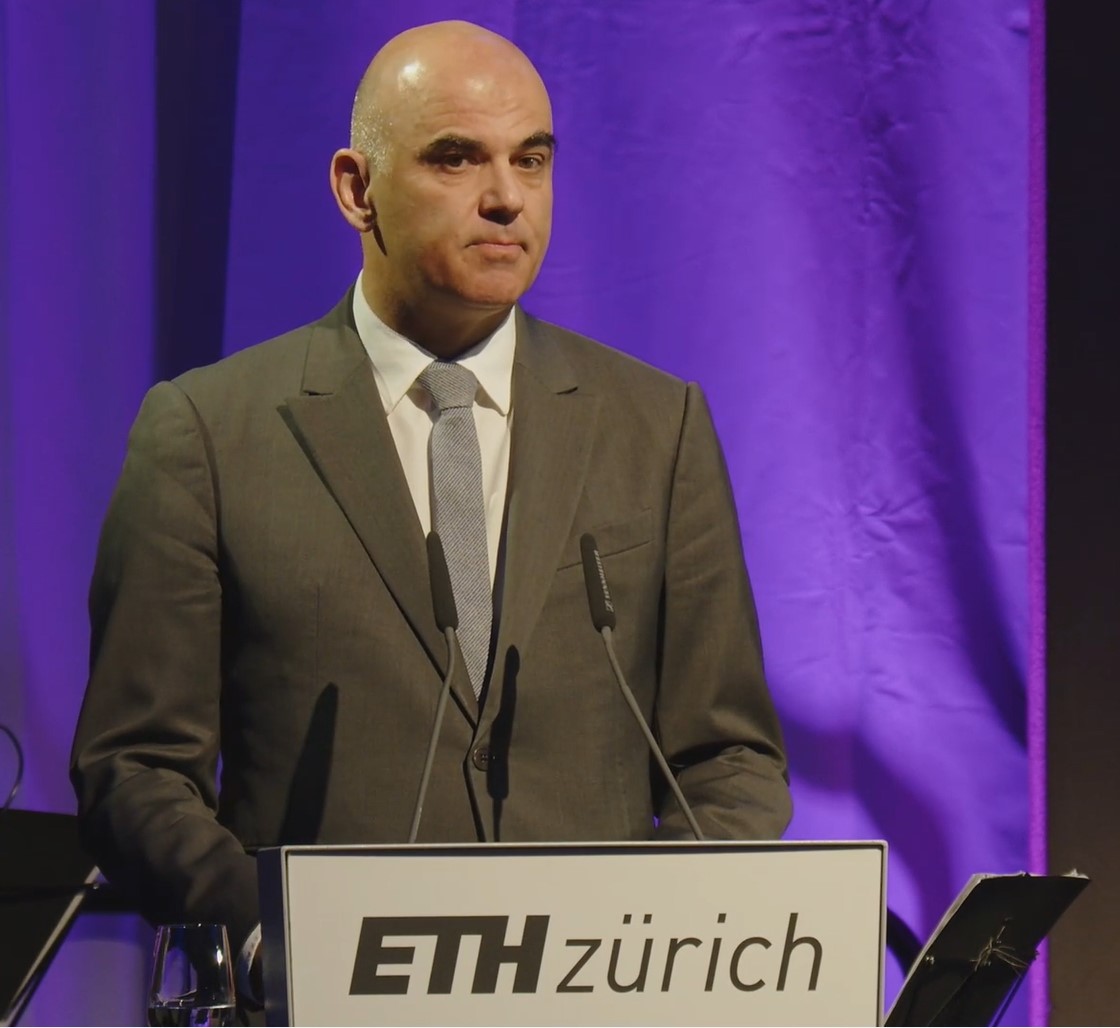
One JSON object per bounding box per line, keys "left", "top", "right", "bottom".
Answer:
{"left": 520, "top": 311, "right": 688, "bottom": 401}
{"left": 172, "top": 321, "right": 314, "bottom": 400}
{"left": 171, "top": 296, "right": 353, "bottom": 407}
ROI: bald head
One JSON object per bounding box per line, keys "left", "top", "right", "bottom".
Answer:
{"left": 351, "top": 21, "right": 551, "bottom": 172}
{"left": 330, "top": 20, "right": 556, "bottom": 356}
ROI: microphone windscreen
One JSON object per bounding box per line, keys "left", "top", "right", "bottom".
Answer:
{"left": 580, "top": 533, "right": 617, "bottom": 631}
{"left": 426, "top": 532, "right": 459, "bottom": 631}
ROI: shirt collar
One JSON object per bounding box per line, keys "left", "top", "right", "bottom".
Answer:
{"left": 351, "top": 276, "right": 515, "bottom": 415}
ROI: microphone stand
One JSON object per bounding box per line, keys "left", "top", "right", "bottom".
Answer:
{"left": 579, "top": 534, "right": 706, "bottom": 842}
{"left": 408, "top": 533, "right": 460, "bottom": 845}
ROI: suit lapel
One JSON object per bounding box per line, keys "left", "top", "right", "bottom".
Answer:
{"left": 279, "top": 298, "right": 464, "bottom": 706}
{"left": 490, "top": 313, "right": 599, "bottom": 689}
{"left": 279, "top": 299, "right": 595, "bottom": 723}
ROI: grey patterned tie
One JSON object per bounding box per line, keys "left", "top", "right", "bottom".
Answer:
{"left": 419, "top": 361, "right": 492, "bottom": 697}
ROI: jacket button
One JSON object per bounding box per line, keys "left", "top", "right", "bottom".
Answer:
{"left": 472, "top": 745, "right": 491, "bottom": 771}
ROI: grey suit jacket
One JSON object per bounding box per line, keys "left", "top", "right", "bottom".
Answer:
{"left": 70, "top": 294, "right": 791, "bottom": 956}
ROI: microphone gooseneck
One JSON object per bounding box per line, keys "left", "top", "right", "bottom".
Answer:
{"left": 579, "top": 533, "right": 705, "bottom": 841}
{"left": 409, "top": 532, "right": 460, "bottom": 844}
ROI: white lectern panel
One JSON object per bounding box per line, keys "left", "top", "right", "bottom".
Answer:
{"left": 259, "top": 840, "right": 885, "bottom": 1027}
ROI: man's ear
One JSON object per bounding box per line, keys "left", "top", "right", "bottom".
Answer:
{"left": 329, "top": 149, "right": 375, "bottom": 232}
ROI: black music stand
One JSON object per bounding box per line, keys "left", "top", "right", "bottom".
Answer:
{"left": 886, "top": 871, "right": 1089, "bottom": 1026}
{"left": 0, "top": 810, "right": 100, "bottom": 1026}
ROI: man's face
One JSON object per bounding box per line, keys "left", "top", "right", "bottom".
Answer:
{"left": 368, "top": 62, "right": 554, "bottom": 316}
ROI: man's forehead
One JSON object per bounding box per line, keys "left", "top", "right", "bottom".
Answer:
{"left": 398, "top": 76, "right": 551, "bottom": 143}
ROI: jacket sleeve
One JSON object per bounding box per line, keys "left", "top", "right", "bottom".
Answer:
{"left": 653, "top": 381, "right": 793, "bottom": 840}
{"left": 70, "top": 380, "right": 260, "bottom": 954}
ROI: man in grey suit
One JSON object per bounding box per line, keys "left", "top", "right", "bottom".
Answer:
{"left": 71, "top": 19, "right": 790, "bottom": 1000}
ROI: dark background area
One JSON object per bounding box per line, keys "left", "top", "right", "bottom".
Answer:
{"left": 1046, "top": 0, "right": 1120, "bottom": 1022}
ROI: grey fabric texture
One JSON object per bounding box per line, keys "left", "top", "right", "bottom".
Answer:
{"left": 419, "top": 361, "right": 492, "bottom": 697}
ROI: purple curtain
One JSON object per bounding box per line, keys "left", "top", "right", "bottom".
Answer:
{"left": 1, "top": 0, "right": 1036, "bottom": 1023}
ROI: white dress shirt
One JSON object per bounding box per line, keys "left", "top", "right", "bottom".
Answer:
{"left": 351, "top": 277, "right": 515, "bottom": 585}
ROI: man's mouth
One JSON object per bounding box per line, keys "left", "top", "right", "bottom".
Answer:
{"left": 470, "top": 240, "right": 525, "bottom": 259}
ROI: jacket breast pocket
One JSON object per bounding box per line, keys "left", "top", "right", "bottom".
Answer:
{"left": 557, "top": 509, "right": 652, "bottom": 570}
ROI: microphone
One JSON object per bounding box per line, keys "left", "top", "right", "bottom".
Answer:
{"left": 408, "top": 532, "right": 460, "bottom": 844}
{"left": 579, "top": 535, "right": 616, "bottom": 631}
{"left": 579, "top": 533, "right": 705, "bottom": 842}
{"left": 428, "top": 531, "right": 459, "bottom": 634}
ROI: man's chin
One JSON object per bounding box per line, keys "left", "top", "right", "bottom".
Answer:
{"left": 449, "top": 275, "right": 534, "bottom": 310}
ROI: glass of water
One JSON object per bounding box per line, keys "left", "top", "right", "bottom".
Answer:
{"left": 148, "top": 923, "right": 236, "bottom": 1027}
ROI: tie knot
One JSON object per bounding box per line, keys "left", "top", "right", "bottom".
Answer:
{"left": 419, "top": 361, "right": 478, "bottom": 411}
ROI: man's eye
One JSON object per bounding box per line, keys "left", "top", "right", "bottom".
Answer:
{"left": 518, "top": 154, "right": 545, "bottom": 170}
{"left": 441, "top": 153, "right": 469, "bottom": 168}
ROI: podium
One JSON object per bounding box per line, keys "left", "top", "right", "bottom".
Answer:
{"left": 258, "top": 840, "right": 886, "bottom": 1026}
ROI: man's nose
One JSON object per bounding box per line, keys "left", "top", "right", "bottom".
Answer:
{"left": 479, "top": 162, "right": 525, "bottom": 224}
